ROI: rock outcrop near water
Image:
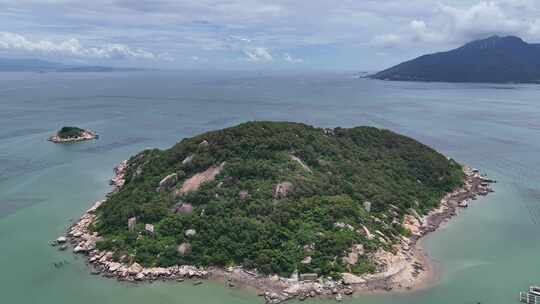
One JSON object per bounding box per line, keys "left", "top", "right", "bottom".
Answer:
{"left": 63, "top": 121, "right": 494, "bottom": 303}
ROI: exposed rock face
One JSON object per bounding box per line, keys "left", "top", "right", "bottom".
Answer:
{"left": 182, "top": 154, "right": 194, "bottom": 165}
{"left": 359, "top": 225, "right": 374, "bottom": 240}
{"left": 128, "top": 217, "right": 137, "bottom": 231}
{"left": 274, "top": 181, "right": 294, "bottom": 199}
{"left": 177, "top": 162, "right": 225, "bottom": 195}
{"left": 290, "top": 155, "right": 312, "bottom": 173}
{"left": 172, "top": 202, "right": 193, "bottom": 214}
{"left": 109, "top": 160, "right": 128, "bottom": 191}
{"left": 341, "top": 273, "right": 366, "bottom": 285}
{"left": 402, "top": 215, "right": 421, "bottom": 236}
{"left": 68, "top": 200, "right": 104, "bottom": 253}
{"left": 177, "top": 242, "right": 192, "bottom": 256}
{"left": 342, "top": 244, "right": 365, "bottom": 266}
{"left": 156, "top": 173, "right": 178, "bottom": 192}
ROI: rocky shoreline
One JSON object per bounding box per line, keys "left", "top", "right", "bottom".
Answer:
{"left": 58, "top": 161, "right": 494, "bottom": 303}
{"left": 48, "top": 129, "right": 98, "bottom": 143}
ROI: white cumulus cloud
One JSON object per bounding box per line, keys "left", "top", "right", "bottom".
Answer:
{"left": 243, "top": 47, "right": 273, "bottom": 62}
{"left": 0, "top": 31, "right": 162, "bottom": 60}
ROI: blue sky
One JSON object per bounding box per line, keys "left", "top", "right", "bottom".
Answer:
{"left": 1, "top": 0, "right": 540, "bottom": 71}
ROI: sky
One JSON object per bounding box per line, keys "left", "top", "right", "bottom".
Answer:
{"left": 1, "top": 0, "right": 540, "bottom": 71}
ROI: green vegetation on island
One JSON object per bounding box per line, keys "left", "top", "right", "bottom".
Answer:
{"left": 57, "top": 126, "right": 86, "bottom": 139}
{"left": 49, "top": 126, "right": 98, "bottom": 143}
{"left": 93, "top": 121, "right": 463, "bottom": 279}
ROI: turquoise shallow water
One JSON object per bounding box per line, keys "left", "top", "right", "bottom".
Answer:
{"left": 1, "top": 71, "right": 539, "bottom": 304}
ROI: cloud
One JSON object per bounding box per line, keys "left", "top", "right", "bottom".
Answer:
{"left": 0, "top": 31, "right": 163, "bottom": 60}
{"left": 370, "top": 34, "right": 403, "bottom": 48}
{"left": 371, "top": 1, "right": 540, "bottom": 49}
{"left": 243, "top": 47, "right": 273, "bottom": 62}
{"left": 283, "top": 53, "right": 303, "bottom": 63}
{"left": 437, "top": 1, "right": 527, "bottom": 40}
{"left": 5, "top": 0, "right": 540, "bottom": 69}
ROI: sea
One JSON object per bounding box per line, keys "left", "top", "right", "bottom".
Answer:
{"left": 1, "top": 70, "right": 539, "bottom": 304}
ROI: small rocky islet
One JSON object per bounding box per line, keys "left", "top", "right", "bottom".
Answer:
{"left": 58, "top": 121, "right": 494, "bottom": 303}
{"left": 48, "top": 126, "right": 98, "bottom": 143}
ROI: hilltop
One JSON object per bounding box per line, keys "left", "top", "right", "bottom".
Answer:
{"left": 371, "top": 35, "right": 540, "bottom": 83}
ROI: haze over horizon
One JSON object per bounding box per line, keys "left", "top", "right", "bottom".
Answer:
{"left": 2, "top": 0, "right": 540, "bottom": 71}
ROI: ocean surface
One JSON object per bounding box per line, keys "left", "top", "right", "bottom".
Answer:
{"left": 1, "top": 71, "right": 539, "bottom": 304}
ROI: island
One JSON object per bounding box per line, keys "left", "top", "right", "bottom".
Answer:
{"left": 48, "top": 126, "right": 98, "bottom": 143}
{"left": 0, "top": 57, "right": 142, "bottom": 72}
{"left": 370, "top": 35, "right": 540, "bottom": 83}
{"left": 62, "top": 121, "right": 493, "bottom": 303}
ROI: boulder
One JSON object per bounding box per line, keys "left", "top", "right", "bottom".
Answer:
{"left": 274, "top": 181, "right": 294, "bottom": 199}
{"left": 301, "top": 256, "right": 312, "bottom": 264}
{"left": 172, "top": 202, "right": 193, "bottom": 214}
{"left": 182, "top": 154, "right": 194, "bottom": 165}
{"left": 334, "top": 222, "right": 354, "bottom": 230}
{"left": 363, "top": 201, "right": 371, "bottom": 213}
{"left": 73, "top": 245, "right": 88, "bottom": 253}
{"left": 284, "top": 284, "right": 301, "bottom": 294}
{"left": 341, "top": 273, "right": 366, "bottom": 285}
{"left": 177, "top": 242, "right": 192, "bottom": 256}
{"left": 128, "top": 217, "right": 137, "bottom": 231}
{"left": 56, "top": 236, "right": 67, "bottom": 243}
{"left": 128, "top": 263, "right": 143, "bottom": 274}
{"left": 359, "top": 225, "right": 374, "bottom": 240}
{"left": 156, "top": 173, "right": 178, "bottom": 192}
{"left": 145, "top": 224, "right": 155, "bottom": 235}
{"left": 108, "top": 262, "right": 122, "bottom": 272}
{"left": 185, "top": 229, "right": 197, "bottom": 237}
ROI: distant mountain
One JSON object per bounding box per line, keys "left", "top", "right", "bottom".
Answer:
{"left": 0, "top": 58, "right": 141, "bottom": 72}
{"left": 371, "top": 36, "right": 540, "bottom": 83}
